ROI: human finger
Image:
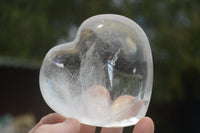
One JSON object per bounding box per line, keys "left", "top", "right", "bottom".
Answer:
{"left": 29, "top": 113, "right": 67, "bottom": 133}
{"left": 79, "top": 124, "right": 96, "bottom": 133}
{"left": 101, "top": 127, "right": 123, "bottom": 133}
{"left": 133, "top": 117, "right": 154, "bottom": 133}
{"left": 34, "top": 118, "right": 80, "bottom": 133}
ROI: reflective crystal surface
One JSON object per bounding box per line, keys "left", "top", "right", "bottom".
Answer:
{"left": 39, "top": 14, "right": 153, "bottom": 127}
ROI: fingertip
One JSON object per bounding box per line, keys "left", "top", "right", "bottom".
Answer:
{"left": 65, "top": 118, "right": 80, "bottom": 127}
{"left": 142, "top": 117, "right": 154, "bottom": 127}
{"left": 133, "top": 117, "right": 154, "bottom": 133}
{"left": 79, "top": 123, "right": 96, "bottom": 133}
{"left": 101, "top": 127, "right": 123, "bottom": 133}
{"left": 40, "top": 113, "right": 66, "bottom": 124}
{"left": 63, "top": 118, "right": 81, "bottom": 132}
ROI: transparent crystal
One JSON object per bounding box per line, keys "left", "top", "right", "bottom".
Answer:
{"left": 39, "top": 14, "right": 153, "bottom": 127}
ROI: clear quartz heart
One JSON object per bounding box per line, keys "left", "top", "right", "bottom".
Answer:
{"left": 39, "top": 14, "right": 153, "bottom": 127}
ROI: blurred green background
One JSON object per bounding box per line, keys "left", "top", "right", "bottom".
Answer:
{"left": 0, "top": 0, "right": 200, "bottom": 133}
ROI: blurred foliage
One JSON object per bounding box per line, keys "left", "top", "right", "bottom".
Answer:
{"left": 0, "top": 0, "right": 200, "bottom": 104}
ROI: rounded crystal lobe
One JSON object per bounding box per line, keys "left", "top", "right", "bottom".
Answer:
{"left": 39, "top": 14, "right": 153, "bottom": 127}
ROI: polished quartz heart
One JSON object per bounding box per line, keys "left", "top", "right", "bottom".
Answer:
{"left": 39, "top": 14, "right": 153, "bottom": 127}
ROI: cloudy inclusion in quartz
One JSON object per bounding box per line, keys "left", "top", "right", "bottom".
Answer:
{"left": 39, "top": 14, "right": 153, "bottom": 127}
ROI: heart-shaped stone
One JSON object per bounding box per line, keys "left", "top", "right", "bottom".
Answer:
{"left": 39, "top": 14, "right": 153, "bottom": 127}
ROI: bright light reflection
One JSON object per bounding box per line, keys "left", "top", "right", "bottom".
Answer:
{"left": 97, "top": 24, "right": 103, "bottom": 28}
